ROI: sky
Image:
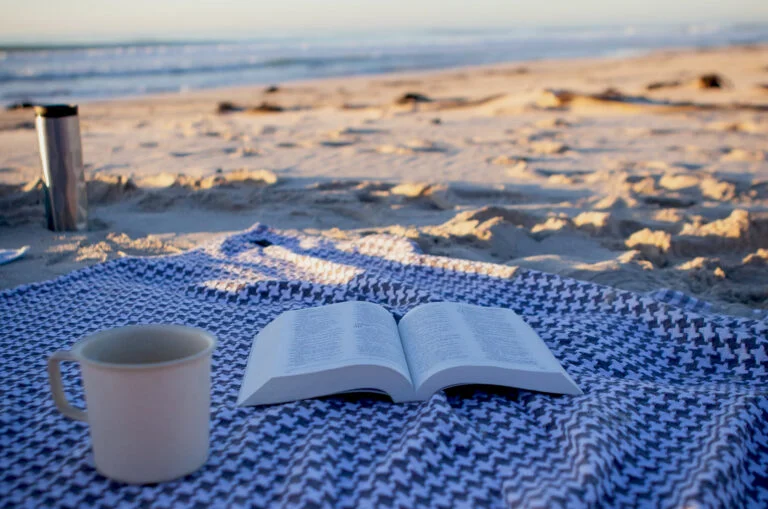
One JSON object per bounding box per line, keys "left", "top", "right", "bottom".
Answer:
{"left": 2, "top": 0, "right": 768, "bottom": 43}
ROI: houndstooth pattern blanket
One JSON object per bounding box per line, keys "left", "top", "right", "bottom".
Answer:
{"left": 1, "top": 224, "right": 766, "bottom": 508}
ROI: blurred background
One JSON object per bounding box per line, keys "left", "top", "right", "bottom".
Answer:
{"left": 1, "top": 1, "right": 767, "bottom": 315}
{"left": 2, "top": 0, "right": 767, "bottom": 105}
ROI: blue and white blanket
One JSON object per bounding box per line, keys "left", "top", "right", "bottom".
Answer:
{"left": 1, "top": 224, "right": 766, "bottom": 508}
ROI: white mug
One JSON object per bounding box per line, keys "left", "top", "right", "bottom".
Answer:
{"left": 47, "top": 324, "right": 216, "bottom": 484}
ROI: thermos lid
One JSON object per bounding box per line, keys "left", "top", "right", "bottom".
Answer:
{"left": 34, "top": 104, "right": 78, "bottom": 118}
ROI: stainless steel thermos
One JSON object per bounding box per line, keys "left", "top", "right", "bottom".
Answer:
{"left": 35, "top": 104, "right": 88, "bottom": 231}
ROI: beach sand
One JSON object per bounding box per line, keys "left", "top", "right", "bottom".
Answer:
{"left": 1, "top": 44, "right": 766, "bottom": 316}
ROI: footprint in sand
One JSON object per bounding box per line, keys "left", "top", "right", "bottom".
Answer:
{"left": 410, "top": 139, "right": 452, "bottom": 153}
{"left": 535, "top": 118, "right": 572, "bottom": 129}
{"left": 376, "top": 139, "right": 450, "bottom": 155}
{"left": 700, "top": 177, "right": 737, "bottom": 201}
{"left": 277, "top": 141, "right": 315, "bottom": 149}
{"left": 707, "top": 121, "right": 767, "bottom": 134}
{"left": 330, "top": 127, "right": 387, "bottom": 136}
{"left": 230, "top": 147, "right": 261, "bottom": 158}
{"left": 260, "top": 125, "right": 278, "bottom": 135}
{"left": 341, "top": 103, "right": 375, "bottom": 110}
{"left": 375, "top": 144, "right": 406, "bottom": 154}
{"left": 750, "top": 182, "right": 768, "bottom": 200}
{"left": 93, "top": 163, "right": 130, "bottom": 172}
{"left": 309, "top": 180, "right": 362, "bottom": 191}
{"left": 465, "top": 137, "right": 507, "bottom": 146}
{"left": 87, "top": 175, "right": 138, "bottom": 205}
{"left": 626, "top": 210, "right": 768, "bottom": 267}
{"left": 447, "top": 184, "right": 525, "bottom": 203}
{"left": 721, "top": 148, "right": 766, "bottom": 162}
{"left": 489, "top": 156, "right": 538, "bottom": 179}
{"left": 134, "top": 169, "right": 280, "bottom": 214}
{"left": 639, "top": 193, "right": 698, "bottom": 208}
{"left": 528, "top": 141, "right": 569, "bottom": 155}
{"left": 320, "top": 140, "right": 357, "bottom": 148}
{"left": 658, "top": 173, "right": 701, "bottom": 192}
{"left": 490, "top": 155, "right": 530, "bottom": 166}
{"left": 534, "top": 168, "right": 593, "bottom": 185}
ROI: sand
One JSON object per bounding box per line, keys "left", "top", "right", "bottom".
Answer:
{"left": 1, "top": 44, "right": 767, "bottom": 316}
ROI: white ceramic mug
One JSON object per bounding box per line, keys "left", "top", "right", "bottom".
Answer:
{"left": 47, "top": 324, "right": 216, "bottom": 484}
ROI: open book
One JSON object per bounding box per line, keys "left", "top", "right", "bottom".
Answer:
{"left": 238, "top": 301, "right": 581, "bottom": 406}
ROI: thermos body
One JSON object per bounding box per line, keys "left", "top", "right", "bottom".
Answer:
{"left": 35, "top": 104, "right": 88, "bottom": 231}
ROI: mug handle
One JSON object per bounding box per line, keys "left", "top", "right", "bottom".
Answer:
{"left": 47, "top": 351, "right": 88, "bottom": 422}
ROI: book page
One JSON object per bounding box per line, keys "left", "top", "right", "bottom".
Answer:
{"left": 285, "top": 306, "right": 344, "bottom": 370}
{"left": 397, "top": 304, "right": 471, "bottom": 388}
{"left": 399, "top": 302, "right": 563, "bottom": 389}
{"left": 456, "top": 305, "right": 553, "bottom": 371}
{"left": 238, "top": 301, "right": 415, "bottom": 406}
{"left": 279, "top": 301, "right": 411, "bottom": 382}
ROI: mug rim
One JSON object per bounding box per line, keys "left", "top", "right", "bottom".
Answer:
{"left": 71, "top": 324, "right": 216, "bottom": 371}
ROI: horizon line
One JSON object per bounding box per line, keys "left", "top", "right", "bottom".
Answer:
{"left": 2, "top": 21, "right": 767, "bottom": 49}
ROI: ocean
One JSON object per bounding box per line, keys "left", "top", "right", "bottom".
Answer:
{"left": 2, "top": 24, "right": 767, "bottom": 106}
